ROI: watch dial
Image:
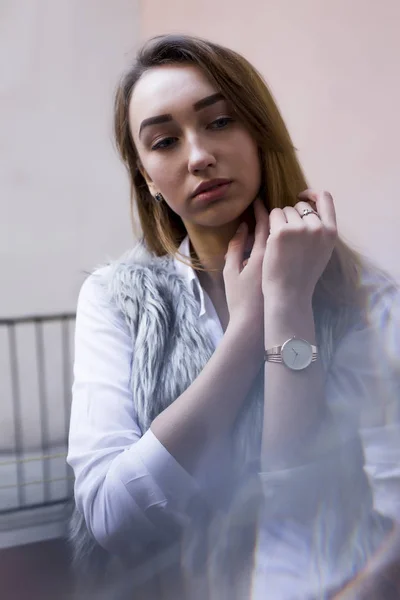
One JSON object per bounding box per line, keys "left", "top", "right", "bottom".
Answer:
{"left": 281, "top": 338, "right": 313, "bottom": 370}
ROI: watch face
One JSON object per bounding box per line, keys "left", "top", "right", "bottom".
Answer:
{"left": 281, "top": 337, "right": 313, "bottom": 370}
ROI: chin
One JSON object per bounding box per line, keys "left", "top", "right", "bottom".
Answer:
{"left": 195, "top": 215, "right": 241, "bottom": 230}
{"left": 196, "top": 201, "right": 252, "bottom": 229}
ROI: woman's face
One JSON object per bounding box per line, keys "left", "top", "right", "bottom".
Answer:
{"left": 129, "top": 64, "right": 261, "bottom": 231}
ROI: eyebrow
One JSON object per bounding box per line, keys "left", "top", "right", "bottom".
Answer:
{"left": 138, "top": 92, "right": 225, "bottom": 137}
{"left": 193, "top": 92, "right": 225, "bottom": 111}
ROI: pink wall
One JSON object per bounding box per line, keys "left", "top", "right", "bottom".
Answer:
{"left": 140, "top": 0, "right": 400, "bottom": 277}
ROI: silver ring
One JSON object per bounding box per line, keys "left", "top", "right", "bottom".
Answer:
{"left": 301, "top": 208, "right": 319, "bottom": 218}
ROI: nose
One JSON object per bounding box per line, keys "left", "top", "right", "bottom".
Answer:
{"left": 187, "top": 137, "right": 216, "bottom": 174}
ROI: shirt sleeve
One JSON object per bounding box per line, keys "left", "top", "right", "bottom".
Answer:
{"left": 258, "top": 278, "right": 400, "bottom": 521}
{"left": 67, "top": 269, "right": 201, "bottom": 555}
{"left": 253, "top": 280, "right": 400, "bottom": 596}
{"left": 326, "top": 279, "right": 400, "bottom": 523}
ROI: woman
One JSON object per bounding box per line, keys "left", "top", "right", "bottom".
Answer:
{"left": 67, "top": 34, "right": 400, "bottom": 598}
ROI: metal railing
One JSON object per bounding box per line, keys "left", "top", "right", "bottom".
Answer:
{"left": 0, "top": 313, "right": 76, "bottom": 516}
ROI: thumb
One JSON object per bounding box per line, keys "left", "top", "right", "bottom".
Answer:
{"left": 224, "top": 222, "right": 248, "bottom": 274}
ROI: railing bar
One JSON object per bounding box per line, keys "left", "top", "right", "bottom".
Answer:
{"left": 62, "top": 317, "right": 71, "bottom": 439}
{"left": 61, "top": 317, "right": 74, "bottom": 496}
{"left": 35, "top": 321, "right": 50, "bottom": 503}
{"left": 0, "top": 475, "right": 74, "bottom": 490}
{"left": 0, "top": 452, "right": 67, "bottom": 467}
{"left": 7, "top": 324, "right": 24, "bottom": 508}
{"left": 0, "top": 313, "right": 75, "bottom": 326}
{"left": 0, "top": 498, "right": 71, "bottom": 516}
{"left": 2, "top": 314, "right": 76, "bottom": 514}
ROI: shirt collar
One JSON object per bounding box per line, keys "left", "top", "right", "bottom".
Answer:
{"left": 174, "top": 236, "right": 206, "bottom": 317}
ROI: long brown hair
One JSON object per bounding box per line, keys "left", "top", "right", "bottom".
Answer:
{"left": 114, "top": 34, "right": 365, "bottom": 314}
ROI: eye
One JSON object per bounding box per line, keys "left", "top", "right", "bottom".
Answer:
{"left": 151, "top": 137, "right": 177, "bottom": 151}
{"left": 209, "top": 117, "right": 234, "bottom": 130}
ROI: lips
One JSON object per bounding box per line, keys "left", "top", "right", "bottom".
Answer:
{"left": 191, "top": 178, "right": 232, "bottom": 198}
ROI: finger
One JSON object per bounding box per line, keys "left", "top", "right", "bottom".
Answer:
{"left": 224, "top": 221, "right": 248, "bottom": 275}
{"left": 252, "top": 197, "right": 269, "bottom": 254}
{"left": 282, "top": 206, "right": 302, "bottom": 224}
{"left": 294, "top": 201, "right": 320, "bottom": 225}
{"left": 314, "top": 191, "right": 337, "bottom": 231}
{"left": 298, "top": 189, "right": 337, "bottom": 230}
{"left": 297, "top": 189, "right": 319, "bottom": 204}
{"left": 269, "top": 207, "right": 287, "bottom": 233}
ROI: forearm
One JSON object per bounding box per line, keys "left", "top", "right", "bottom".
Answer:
{"left": 260, "top": 294, "right": 368, "bottom": 516}
{"left": 262, "top": 295, "right": 326, "bottom": 469}
{"left": 151, "top": 319, "right": 263, "bottom": 474}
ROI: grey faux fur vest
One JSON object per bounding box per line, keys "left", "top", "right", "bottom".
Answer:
{"left": 68, "top": 240, "right": 352, "bottom": 576}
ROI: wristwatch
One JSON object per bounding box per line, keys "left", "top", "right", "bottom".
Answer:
{"left": 264, "top": 336, "right": 318, "bottom": 371}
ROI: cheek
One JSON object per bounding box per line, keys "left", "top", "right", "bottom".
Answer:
{"left": 143, "top": 154, "right": 180, "bottom": 190}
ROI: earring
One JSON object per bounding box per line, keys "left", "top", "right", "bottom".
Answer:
{"left": 154, "top": 193, "right": 164, "bottom": 203}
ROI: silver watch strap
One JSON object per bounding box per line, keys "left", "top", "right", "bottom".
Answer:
{"left": 264, "top": 345, "right": 318, "bottom": 363}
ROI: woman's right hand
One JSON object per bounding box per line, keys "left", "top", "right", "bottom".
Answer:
{"left": 223, "top": 197, "right": 269, "bottom": 337}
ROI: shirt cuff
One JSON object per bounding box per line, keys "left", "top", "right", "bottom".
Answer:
{"left": 136, "top": 429, "right": 202, "bottom": 511}
{"left": 258, "top": 433, "right": 371, "bottom": 522}
{"left": 114, "top": 429, "right": 202, "bottom": 526}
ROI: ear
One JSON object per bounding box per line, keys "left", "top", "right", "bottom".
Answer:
{"left": 137, "top": 162, "right": 157, "bottom": 197}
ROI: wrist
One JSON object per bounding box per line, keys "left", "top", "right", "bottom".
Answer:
{"left": 263, "top": 297, "right": 316, "bottom": 348}
{"left": 264, "top": 292, "right": 313, "bottom": 316}
{"left": 226, "top": 317, "right": 264, "bottom": 355}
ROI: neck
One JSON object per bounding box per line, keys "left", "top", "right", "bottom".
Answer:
{"left": 189, "top": 224, "right": 236, "bottom": 283}
{"left": 185, "top": 204, "right": 256, "bottom": 287}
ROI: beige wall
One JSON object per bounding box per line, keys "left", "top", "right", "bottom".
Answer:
{"left": 0, "top": 0, "right": 139, "bottom": 317}
{"left": 141, "top": 0, "right": 400, "bottom": 278}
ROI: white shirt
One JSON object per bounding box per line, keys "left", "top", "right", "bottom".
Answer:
{"left": 67, "top": 238, "right": 400, "bottom": 594}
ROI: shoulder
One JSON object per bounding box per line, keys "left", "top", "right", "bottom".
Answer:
{"left": 359, "top": 265, "right": 400, "bottom": 327}
{"left": 76, "top": 242, "right": 150, "bottom": 327}
{"left": 76, "top": 267, "right": 126, "bottom": 336}
{"left": 331, "top": 265, "right": 400, "bottom": 370}
{"left": 79, "top": 241, "right": 152, "bottom": 296}
{"left": 360, "top": 267, "right": 400, "bottom": 367}
{"left": 318, "top": 263, "right": 399, "bottom": 367}
{"left": 77, "top": 241, "right": 176, "bottom": 328}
